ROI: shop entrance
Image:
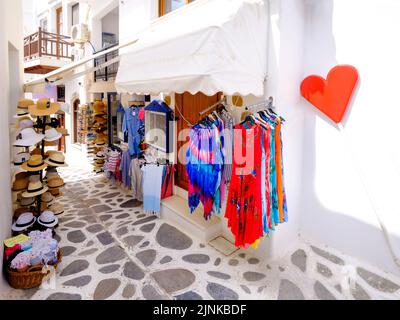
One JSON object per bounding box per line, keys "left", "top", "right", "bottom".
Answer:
{"left": 72, "top": 98, "right": 80, "bottom": 144}
{"left": 175, "top": 92, "right": 222, "bottom": 190}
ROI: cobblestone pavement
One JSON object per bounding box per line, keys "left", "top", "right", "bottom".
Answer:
{"left": 4, "top": 153, "right": 400, "bottom": 300}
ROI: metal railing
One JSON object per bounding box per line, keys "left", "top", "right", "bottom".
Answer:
{"left": 24, "top": 27, "right": 74, "bottom": 61}
{"left": 94, "top": 43, "right": 119, "bottom": 82}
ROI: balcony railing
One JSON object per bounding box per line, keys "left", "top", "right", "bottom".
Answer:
{"left": 94, "top": 43, "right": 119, "bottom": 82}
{"left": 24, "top": 27, "right": 74, "bottom": 61}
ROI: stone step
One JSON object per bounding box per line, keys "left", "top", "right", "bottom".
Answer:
{"left": 161, "top": 195, "right": 222, "bottom": 243}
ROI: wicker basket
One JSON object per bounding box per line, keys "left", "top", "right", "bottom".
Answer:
{"left": 6, "top": 250, "right": 62, "bottom": 289}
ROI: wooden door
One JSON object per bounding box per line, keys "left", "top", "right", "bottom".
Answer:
{"left": 56, "top": 7, "right": 63, "bottom": 35}
{"left": 73, "top": 99, "right": 80, "bottom": 144}
{"left": 175, "top": 92, "right": 222, "bottom": 190}
{"left": 56, "top": 7, "right": 63, "bottom": 58}
{"left": 57, "top": 113, "right": 66, "bottom": 152}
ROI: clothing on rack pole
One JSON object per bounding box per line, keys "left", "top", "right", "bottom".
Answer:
{"left": 122, "top": 106, "right": 144, "bottom": 156}
{"left": 130, "top": 157, "right": 143, "bottom": 201}
{"left": 142, "top": 164, "right": 164, "bottom": 215}
{"left": 224, "top": 102, "right": 288, "bottom": 248}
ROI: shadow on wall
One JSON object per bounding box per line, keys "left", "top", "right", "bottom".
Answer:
{"left": 301, "top": 0, "right": 400, "bottom": 275}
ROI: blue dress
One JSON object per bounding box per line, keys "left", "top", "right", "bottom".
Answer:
{"left": 122, "top": 107, "right": 144, "bottom": 156}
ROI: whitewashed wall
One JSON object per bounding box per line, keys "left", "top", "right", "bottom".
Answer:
{"left": 0, "top": 0, "right": 24, "bottom": 295}
{"left": 300, "top": 0, "right": 400, "bottom": 276}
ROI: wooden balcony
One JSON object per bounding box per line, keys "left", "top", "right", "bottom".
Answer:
{"left": 24, "top": 28, "right": 74, "bottom": 74}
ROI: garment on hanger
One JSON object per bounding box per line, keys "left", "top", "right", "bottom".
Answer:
{"left": 130, "top": 158, "right": 143, "bottom": 201}
{"left": 120, "top": 150, "right": 131, "bottom": 189}
{"left": 161, "top": 164, "right": 175, "bottom": 200}
{"left": 122, "top": 106, "right": 144, "bottom": 156}
{"left": 105, "top": 150, "right": 120, "bottom": 173}
{"left": 225, "top": 105, "right": 288, "bottom": 248}
{"left": 142, "top": 164, "right": 164, "bottom": 215}
{"left": 186, "top": 108, "right": 233, "bottom": 220}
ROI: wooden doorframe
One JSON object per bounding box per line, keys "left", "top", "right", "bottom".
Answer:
{"left": 175, "top": 91, "right": 222, "bottom": 191}
{"left": 72, "top": 98, "right": 80, "bottom": 144}
{"left": 56, "top": 6, "right": 63, "bottom": 59}
{"left": 56, "top": 7, "right": 63, "bottom": 35}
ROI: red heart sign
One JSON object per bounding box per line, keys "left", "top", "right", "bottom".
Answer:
{"left": 300, "top": 65, "right": 359, "bottom": 123}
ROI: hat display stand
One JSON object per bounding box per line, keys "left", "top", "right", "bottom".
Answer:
{"left": 88, "top": 100, "right": 108, "bottom": 173}
{"left": 6, "top": 99, "right": 65, "bottom": 289}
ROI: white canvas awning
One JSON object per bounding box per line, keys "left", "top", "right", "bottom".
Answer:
{"left": 115, "top": 0, "right": 268, "bottom": 97}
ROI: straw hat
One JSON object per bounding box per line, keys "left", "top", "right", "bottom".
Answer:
{"left": 37, "top": 211, "right": 58, "bottom": 228}
{"left": 44, "top": 127, "right": 62, "bottom": 141}
{"left": 29, "top": 173, "right": 41, "bottom": 183}
{"left": 20, "top": 196, "right": 36, "bottom": 207}
{"left": 95, "top": 139, "right": 106, "bottom": 147}
{"left": 12, "top": 175, "right": 29, "bottom": 191}
{"left": 45, "top": 152, "right": 67, "bottom": 167}
{"left": 12, "top": 212, "right": 36, "bottom": 232}
{"left": 93, "top": 100, "right": 105, "bottom": 115}
{"left": 28, "top": 99, "right": 60, "bottom": 116}
{"left": 93, "top": 117, "right": 107, "bottom": 125}
{"left": 30, "top": 148, "right": 42, "bottom": 156}
{"left": 14, "top": 152, "right": 30, "bottom": 166}
{"left": 95, "top": 151, "right": 106, "bottom": 159}
{"left": 22, "top": 180, "right": 48, "bottom": 197}
{"left": 21, "top": 155, "right": 48, "bottom": 172}
{"left": 14, "top": 108, "right": 30, "bottom": 119}
{"left": 13, "top": 128, "right": 44, "bottom": 147}
{"left": 41, "top": 192, "right": 54, "bottom": 204}
{"left": 14, "top": 207, "right": 33, "bottom": 219}
{"left": 48, "top": 177, "right": 65, "bottom": 189}
{"left": 17, "top": 99, "right": 34, "bottom": 110}
{"left": 49, "top": 188, "right": 63, "bottom": 197}
{"left": 15, "top": 118, "right": 34, "bottom": 130}
{"left": 50, "top": 203, "right": 64, "bottom": 216}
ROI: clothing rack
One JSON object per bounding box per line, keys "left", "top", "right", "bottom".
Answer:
{"left": 198, "top": 96, "right": 228, "bottom": 116}
{"left": 245, "top": 96, "right": 274, "bottom": 111}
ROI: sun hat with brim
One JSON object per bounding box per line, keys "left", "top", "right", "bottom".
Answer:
{"left": 48, "top": 177, "right": 65, "bottom": 189}
{"left": 14, "top": 152, "right": 30, "bottom": 166}
{"left": 44, "top": 128, "right": 62, "bottom": 142}
{"left": 49, "top": 188, "right": 63, "bottom": 197}
{"left": 95, "top": 152, "right": 106, "bottom": 159}
{"left": 17, "top": 99, "right": 34, "bottom": 110}
{"left": 16, "top": 118, "right": 34, "bottom": 130}
{"left": 95, "top": 140, "right": 106, "bottom": 147}
{"left": 20, "top": 197, "right": 36, "bottom": 207}
{"left": 44, "top": 152, "right": 67, "bottom": 167}
{"left": 29, "top": 173, "right": 41, "bottom": 183}
{"left": 13, "top": 128, "right": 45, "bottom": 147}
{"left": 12, "top": 177, "right": 29, "bottom": 191}
{"left": 41, "top": 192, "right": 54, "bottom": 204}
{"left": 12, "top": 212, "right": 36, "bottom": 232}
{"left": 93, "top": 110, "right": 106, "bottom": 116}
{"left": 45, "top": 173, "right": 60, "bottom": 181}
{"left": 30, "top": 148, "right": 42, "bottom": 156}
{"left": 37, "top": 211, "right": 58, "bottom": 228}
{"left": 13, "top": 108, "right": 31, "bottom": 119}
{"left": 21, "top": 155, "right": 48, "bottom": 172}
{"left": 48, "top": 203, "right": 64, "bottom": 215}
{"left": 28, "top": 99, "right": 60, "bottom": 116}
{"left": 14, "top": 207, "right": 33, "bottom": 219}
{"left": 93, "top": 100, "right": 105, "bottom": 112}
{"left": 22, "top": 181, "right": 48, "bottom": 198}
